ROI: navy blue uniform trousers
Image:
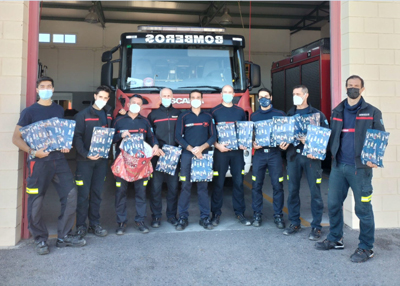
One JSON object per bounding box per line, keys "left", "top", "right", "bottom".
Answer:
{"left": 115, "top": 177, "right": 149, "bottom": 223}
{"left": 287, "top": 153, "right": 323, "bottom": 229}
{"left": 26, "top": 158, "right": 77, "bottom": 242}
{"left": 177, "top": 152, "right": 210, "bottom": 219}
{"left": 251, "top": 148, "right": 284, "bottom": 218}
{"left": 149, "top": 165, "right": 179, "bottom": 219}
{"left": 75, "top": 159, "right": 108, "bottom": 228}
{"left": 212, "top": 149, "right": 246, "bottom": 216}
{"left": 327, "top": 163, "right": 374, "bottom": 250}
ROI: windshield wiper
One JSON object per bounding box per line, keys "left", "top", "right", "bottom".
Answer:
{"left": 178, "top": 86, "right": 221, "bottom": 92}
{"left": 128, "top": 86, "right": 166, "bottom": 90}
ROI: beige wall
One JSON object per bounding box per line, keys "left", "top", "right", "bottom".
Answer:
{"left": 38, "top": 21, "right": 324, "bottom": 93}
{"left": 0, "top": 1, "right": 29, "bottom": 246}
{"left": 341, "top": 1, "right": 400, "bottom": 229}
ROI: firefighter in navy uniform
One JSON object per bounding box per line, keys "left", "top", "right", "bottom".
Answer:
{"left": 251, "top": 88, "right": 287, "bottom": 229}
{"left": 316, "top": 75, "right": 385, "bottom": 263}
{"left": 175, "top": 90, "right": 216, "bottom": 231}
{"left": 12, "top": 76, "right": 86, "bottom": 255}
{"left": 147, "top": 88, "right": 181, "bottom": 227}
{"left": 281, "top": 85, "right": 328, "bottom": 240}
{"left": 112, "top": 94, "right": 159, "bottom": 234}
{"left": 210, "top": 85, "right": 251, "bottom": 227}
{"left": 73, "top": 86, "right": 113, "bottom": 238}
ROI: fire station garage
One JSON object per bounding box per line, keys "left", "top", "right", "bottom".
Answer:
{"left": 1, "top": 1, "right": 400, "bottom": 247}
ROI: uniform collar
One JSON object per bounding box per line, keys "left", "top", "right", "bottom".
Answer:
{"left": 190, "top": 108, "right": 203, "bottom": 116}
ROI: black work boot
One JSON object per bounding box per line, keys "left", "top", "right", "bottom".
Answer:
{"left": 283, "top": 224, "right": 302, "bottom": 235}
{"left": 252, "top": 213, "right": 262, "bottom": 227}
{"left": 167, "top": 217, "right": 178, "bottom": 226}
{"left": 116, "top": 223, "right": 126, "bottom": 235}
{"left": 236, "top": 213, "right": 251, "bottom": 226}
{"left": 151, "top": 217, "right": 161, "bottom": 228}
{"left": 134, "top": 221, "right": 150, "bottom": 234}
{"left": 199, "top": 217, "right": 213, "bottom": 230}
{"left": 315, "top": 238, "right": 344, "bottom": 250}
{"left": 35, "top": 241, "right": 49, "bottom": 255}
{"left": 350, "top": 248, "right": 374, "bottom": 263}
{"left": 56, "top": 234, "right": 86, "bottom": 248}
{"left": 88, "top": 225, "right": 108, "bottom": 237}
{"left": 308, "top": 228, "right": 321, "bottom": 241}
{"left": 274, "top": 217, "right": 286, "bottom": 229}
{"left": 210, "top": 214, "right": 220, "bottom": 226}
{"left": 75, "top": 225, "right": 87, "bottom": 238}
{"left": 176, "top": 217, "right": 189, "bottom": 231}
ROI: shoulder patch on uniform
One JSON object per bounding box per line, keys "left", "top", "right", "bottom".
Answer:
{"left": 212, "top": 119, "right": 215, "bottom": 124}
{"left": 324, "top": 119, "right": 328, "bottom": 125}
{"left": 151, "top": 128, "right": 154, "bottom": 132}
{"left": 380, "top": 119, "right": 384, "bottom": 126}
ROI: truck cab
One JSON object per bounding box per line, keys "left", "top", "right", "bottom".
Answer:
{"left": 101, "top": 26, "right": 261, "bottom": 175}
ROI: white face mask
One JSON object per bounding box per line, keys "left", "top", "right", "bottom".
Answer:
{"left": 94, "top": 99, "right": 106, "bottom": 109}
{"left": 191, "top": 99, "right": 201, "bottom": 108}
{"left": 293, "top": 95, "right": 304, "bottom": 106}
{"left": 129, "top": 103, "right": 141, "bottom": 114}
{"left": 162, "top": 98, "right": 172, "bottom": 108}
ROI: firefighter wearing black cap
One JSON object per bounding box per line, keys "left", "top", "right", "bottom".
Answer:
{"left": 282, "top": 85, "right": 328, "bottom": 241}
{"left": 73, "top": 85, "right": 113, "bottom": 238}
{"left": 175, "top": 90, "right": 216, "bottom": 231}
{"left": 147, "top": 88, "right": 181, "bottom": 227}
{"left": 112, "top": 94, "right": 159, "bottom": 235}
{"left": 210, "top": 84, "right": 251, "bottom": 227}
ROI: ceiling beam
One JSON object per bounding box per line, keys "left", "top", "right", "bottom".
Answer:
{"left": 290, "top": 1, "right": 329, "bottom": 34}
{"left": 41, "top": 2, "right": 329, "bottom": 21}
{"left": 177, "top": 1, "right": 330, "bottom": 9}
{"left": 40, "top": 16, "right": 321, "bottom": 31}
{"left": 201, "top": 1, "right": 226, "bottom": 27}
{"left": 93, "top": 1, "right": 106, "bottom": 28}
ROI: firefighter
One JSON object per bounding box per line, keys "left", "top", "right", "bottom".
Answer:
{"left": 147, "top": 88, "right": 181, "bottom": 227}
{"left": 210, "top": 85, "right": 251, "bottom": 227}
{"left": 281, "top": 85, "right": 328, "bottom": 240}
{"left": 12, "top": 76, "right": 86, "bottom": 255}
{"left": 251, "top": 88, "right": 287, "bottom": 229}
{"left": 316, "top": 75, "right": 385, "bottom": 263}
{"left": 112, "top": 94, "right": 159, "bottom": 234}
{"left": 73, "top": 85, "right": 113, "bottom": 238}
{"left": 175, "top": 90, "right": 216, "bottom": 231}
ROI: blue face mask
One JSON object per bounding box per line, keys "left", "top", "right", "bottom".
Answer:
{"left": 222, "top": 93, "right": 233, "bottom": 103}
{"left": 259, "top": 97, "right": 271, "bottom": 108}
{"left": 38, "top": 89, "right": 53, "bottom": 100}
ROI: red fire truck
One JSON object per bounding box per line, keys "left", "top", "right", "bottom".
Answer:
{"left": 100, "top": 26, "right": 261, "bottom": 174}
{"left": 271, "top": 38, "right": 331, "bottom": 120}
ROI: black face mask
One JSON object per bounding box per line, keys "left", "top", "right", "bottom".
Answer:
{"left": 347, "top": 88, "right": 360, "bottom": 99}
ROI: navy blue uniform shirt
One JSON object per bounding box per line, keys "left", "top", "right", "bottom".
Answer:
{"left": 94, "top": 108, "right": 107, "bottom": 126}
{"left": 175, "top": 109, "right": 216, "bottom": 154}
{"left": 113, "top": 113, "right": 158, "bottom": 157}
{"left": 17, "top": 102, "right": 65, "bottom": 161}
{"left": 251, "top": 105, "right": 286, "bottom": 150}
{"left": 337, "top": 98, "right": 363, "bottom": 165}
{"left": 211, "top": 103, "right": 246, "bottom": 123}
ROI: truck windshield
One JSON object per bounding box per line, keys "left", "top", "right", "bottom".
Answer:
{"left": 122, "top": 45, "right": 245, "bottom": 92}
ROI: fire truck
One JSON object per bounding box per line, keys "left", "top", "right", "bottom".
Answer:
{"left": 100, "top": 26, "right": 261, "bottom": 174}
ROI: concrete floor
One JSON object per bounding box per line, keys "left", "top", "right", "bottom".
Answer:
{"left": 2, "top": 159, "right": 400, "bottom": 285}
{"left": 41, "top": 159, "right": 330, "bottom": 236}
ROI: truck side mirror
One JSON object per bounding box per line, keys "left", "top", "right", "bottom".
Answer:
{"left": 101, "top": 62, "right": 114, "bottom": 90}
{"left": 249, "top": 63, "right": 261, "bottom": 89}
{"left": 102, "top": 51, "right": 112, "bottom": 63}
